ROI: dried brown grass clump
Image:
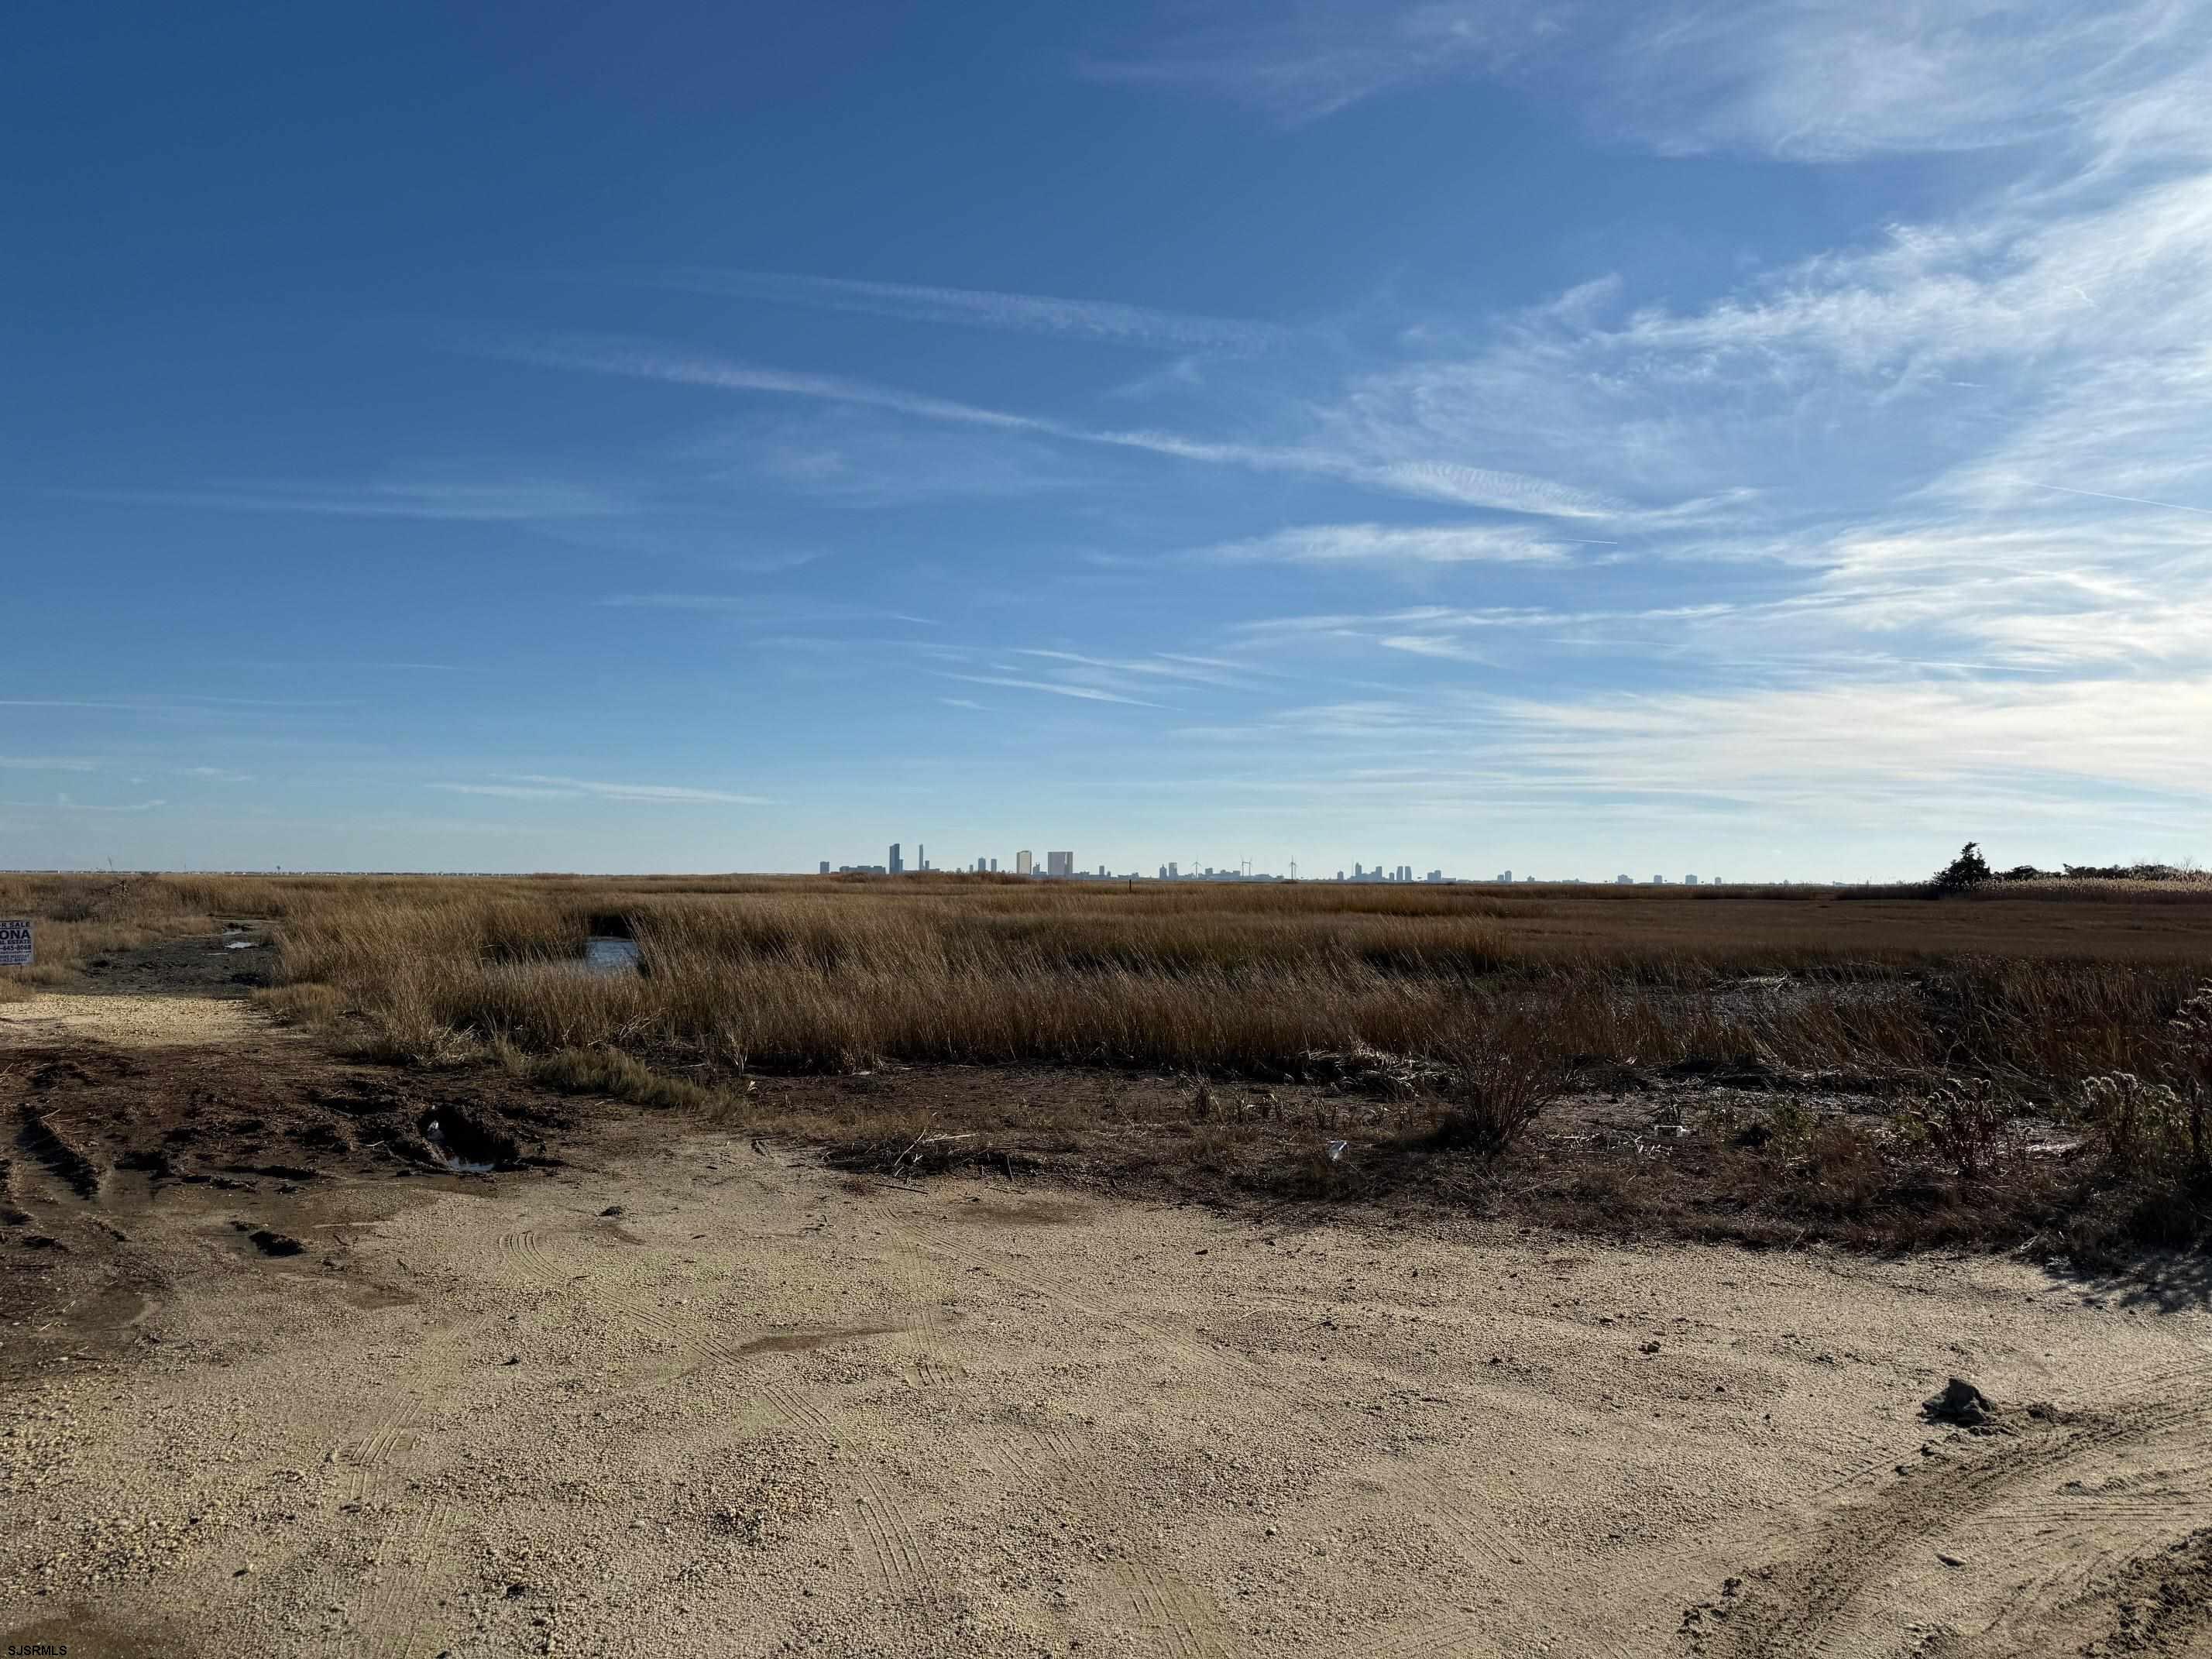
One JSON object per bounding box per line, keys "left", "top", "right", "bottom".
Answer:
{"left": 1427, "top": 1039, "right": 1565, "bottom": 1154}
{"left": 524, "top": 1046, "right": 722, "bottom": 1113}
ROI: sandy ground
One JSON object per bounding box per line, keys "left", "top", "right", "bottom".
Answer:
{"left": 1, "top": 991, "right": 260, "bottom": 1048}
{"left": 5, "top": 987, "right": 2212, "bottom": 1657}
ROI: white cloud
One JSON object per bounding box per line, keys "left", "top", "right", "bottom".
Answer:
{"left": 939, "top": 673, "right": 1162, "bottom": 707}
{"left": 1011, "top": 648, "right": 1259, "bottom": 688}
{"left": 505, "top": 774, "right": 781, "bottom": 805}
{"left": 435, "top": 775, "right": 781, "bottom": 806}
{"left": 599, "top": 595, "right": 941, "bottom": 627}
{"left": 8, "top": 796, "right": 170, "bottom": 813}
{"left": 1089, "top": 2, "right": 2212, "bottom": 163}
{"left": 496, "top": 334, "right": 1613, "bottom": 517}
{"left": 1204, "top": 522, "right": 1573, "bottom": 565}
{"left": 0, "top": 756, "right": 98, "bottom": 771}
{"left": 638, "top": 268, "right": 1291, "bottom": 353}
{"left": 69, "top": 479, "right": 623, "bottom": 520}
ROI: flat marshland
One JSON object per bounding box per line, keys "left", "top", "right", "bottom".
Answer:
{"left": 8, "top": 871, "right": 2212, "bottom": 1659}
{"left": 6, "top": 868, "right": 2210, "bottom": 1259}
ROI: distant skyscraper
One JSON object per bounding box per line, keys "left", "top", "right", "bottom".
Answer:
{"left": 1015, "top": 850, "right": 1032, "bottom": 876}
{"left": 888, "top": 843, "right": 903, "bottom": 874}
{"left": 918, "top": 842, "right": 926, "bottom": 871}
{"left": 989, "top": 858, "right": 998, "bottom": 872}
{"left": 1653, "top": 874, "right": 1666, "bottom": 884}
{"left": 1685, "top": 874, "right": 1698, "bottom": 886}
{"left": 819, "top": 860, "right": 830, "bottom": 875}
{"left": 1046, "top": 850, "right": 1073, "bottom": 877}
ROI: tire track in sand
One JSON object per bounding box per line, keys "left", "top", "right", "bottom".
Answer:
{"left": 315, "top": 1367, "right": 457, "bottom": 1659}
{"left": 496, "top": 1225, "right": 946, "bottom": 1623}
{"left": 1722, "top": 1362, "right": 2212, "bottom": 1657}
{"left": 910, "top": 1232, "right": 1278, "bottom": 1659}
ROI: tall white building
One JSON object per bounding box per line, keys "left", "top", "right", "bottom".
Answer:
{"left": 1015, "top": 850, "right": 1033, "bottom": 876}
{"left": 1046, "top": 850, "right": 1073, "bottom": 877}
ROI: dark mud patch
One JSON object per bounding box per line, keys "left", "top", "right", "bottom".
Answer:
{"left": 232, "top": 1221, "right": 304, "bottom": 1257}
{"left": 17, "top": 1105, "right": 102, "bottom": 1200}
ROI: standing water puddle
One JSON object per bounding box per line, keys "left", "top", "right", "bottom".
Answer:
{"left": 583, "top": 936, "right": 641, "bottom": 975}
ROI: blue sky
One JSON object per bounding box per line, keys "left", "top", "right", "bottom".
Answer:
{"left": 5, "top": 1, "right": 2209, "bottom": 878}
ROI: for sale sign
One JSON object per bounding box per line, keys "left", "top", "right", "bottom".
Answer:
{"left": 0, "top": 918, "right": 32, "bottom": 966}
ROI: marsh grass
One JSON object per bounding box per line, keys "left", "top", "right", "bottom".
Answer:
{"left": 4, "top": 871, "right": 2208, "bottom": 1253}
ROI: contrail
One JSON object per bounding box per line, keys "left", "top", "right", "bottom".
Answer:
{"left": 2025, "top": 482, "right": 2212, "bottom": 517}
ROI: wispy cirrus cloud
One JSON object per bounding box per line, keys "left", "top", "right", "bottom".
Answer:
{"left": 939, "top": 672, "right": 1162, "bottom": 708}
{"left": 489, "top": 333, "right": 1616, "bottom": 518}
{"left": 1087, "top": 1, "right": 2208, "bottom": 161}
{"left": 634, "top": 268, "right": 1292, "bottom": 353}
{"left": 1203, "top": 522, "right": 1575, "bottom": 566}
{"left": 1010, "top": 648, "right": 1260, "bottom": 689}
{"left": 599, "top": 594, "right": 939, "bottom": 627}
{"left": 0, "top": 756, "right": 99, "bottom": 771}
{"left": 64, "top": 479, "right": 625, "bottom": 520}
{"left": 1081, "top": 1, "right": 1555, "bottom": 122}
{"left": 434, "top": 773, "right": 780, "bottom": 806}
{"left": 7, "top": 795, "right": 170, "bottom": 813}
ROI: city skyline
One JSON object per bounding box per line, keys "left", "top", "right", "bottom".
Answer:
{"left": 817, "top": 840, "right": 1743, "bottom": 884}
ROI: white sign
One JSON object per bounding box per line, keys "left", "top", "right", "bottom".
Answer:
{"left": 0, "top": 919, "right": 30, "bottom": 967}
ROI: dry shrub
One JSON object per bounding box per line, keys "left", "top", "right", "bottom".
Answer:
{"left": 1427, "top": 1025, "right": 1565, "bottom": 1153}
{"left": 1898, "top": 1079, "right": 2012, "bottom": 1180}
{"left": 2081, "top": 1074, "right": 2200, "bottom": 1178}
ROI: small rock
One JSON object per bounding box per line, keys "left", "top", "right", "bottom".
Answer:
{"left": 599, "top": 1205, "right": 624, "bottom": 1218}
{"left": 1925, "top": 1376, "right": 1993, "bottom": 1428}
{"left": 1937, "top": 1551, "right": 1966, "bottom": 1568}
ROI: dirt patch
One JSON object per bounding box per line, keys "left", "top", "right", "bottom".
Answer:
{"left": 0, "top": 1023, "right": 580, "bottom": 1386}
{"left": 7, "top": 1130, "right": 2209, "bottom": 1659}
{"left": 951, "top": 1195, "right": 1087, "bottom": 1228}
{"left": 1, "top": 991, "right": 262, "bottom": 1049}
